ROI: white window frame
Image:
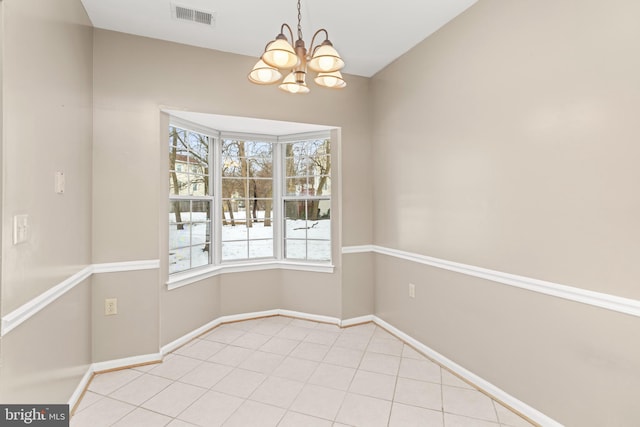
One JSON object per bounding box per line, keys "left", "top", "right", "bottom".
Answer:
{"left": 167, "top": 118, "right": 334, "bottom": 290}
{"left": 168, "top": 124, "right": 216, "bottom": 275}
{"left": 217, "top": 137, "right": 276, "bottom": 263}
{"left": 280, "top": 139, "right": 332, "bottom": 262}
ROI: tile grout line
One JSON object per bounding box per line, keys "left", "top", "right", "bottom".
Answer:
{"left": 73, "top": 316, "right": 535, "bottom": 427}
{"left": 332, "top": 322, "right": 376, "bottom": 425}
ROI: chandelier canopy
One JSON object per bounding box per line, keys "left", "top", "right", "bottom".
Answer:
{"left": 248, "top": 0, "right": 346, "bottom": 94}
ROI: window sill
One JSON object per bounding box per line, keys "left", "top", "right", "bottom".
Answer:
{"left": 167, "top": 261, "right": 335, "bottom": 290}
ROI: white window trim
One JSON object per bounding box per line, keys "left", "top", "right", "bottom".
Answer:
{"left": 167, "top": 117, "right": 334, "bottom": 290}
{"left": 166, "top": 260, "right": 335, "bottom": 290}
{"left": 168, "top": 126, "right": 215, "bottom": 272}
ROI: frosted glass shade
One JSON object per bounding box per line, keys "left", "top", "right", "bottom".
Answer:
{"left": 278, "top": 72, "right": 310, "bottom": 94}
{"left": 248, "top": 60, "right": 282, "bottom": 84}
{"left": 262, "top": 38, "right": 298, "bottom": 69}
{"left": 314, "top": 70, "right": 346, "bottom": 89}
{"left": 308, "top": 43, "right": 344, "bottom": 73}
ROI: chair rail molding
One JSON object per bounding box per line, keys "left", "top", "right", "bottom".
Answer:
{"left": 342, "top": 245, "right": 640, "bottom": 318}
{"left": 0, "top": 259, "right": 161, "bottom": 336}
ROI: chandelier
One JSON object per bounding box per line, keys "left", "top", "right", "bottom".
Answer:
{"left": 248, "top": 0, "right": 346, "bottom": 93}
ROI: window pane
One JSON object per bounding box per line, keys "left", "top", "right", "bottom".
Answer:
{"left": 189, "top": 174, "right": 208, "bottom": 196}
{"left": 222, "top": 205, "right": 242, "bottom": 225}
{"left": 187, "top": 133, "right": 209, "bottom": 167}
{"left": 285, "top": 200, "right": 307, "bottom": 239}
{"left": 285, "top": 200, "right": 307, "bottom": 220}
{"left": 308, "top": 240, "right": 331, "bottom": 261}
{"left": 191, "top": 244, "right": 210, "bottom": 269}
{"left": 192, "top": 222, "right": 210, "bottom": 245}
{"left": 252, "top": 179, "right": 273, "bottom": 198}
{"left": 169, "top": 127, "right": 186, "bottom": 149}
{"left": 222, "top": 178, "right": 246, "bottom": 198}
{"left": 169, "top": 224, "right": 190, "bottom": 250}
{"left": 311, "top": 176, "right": 331, "bottom": 196}
{"left": 285, "top": 219, "right": 307, "bottom": 239}
{"left": 222, "top": 241, "right": 248, "bottom": 261}
{"left": 245, "top": 140, "right": 272, "bottom": 156}
{"left": 170, "top": 201, "right": 191, "bottom": 223}
{"left": 169, "top": 171, "right": 190, "bottom": 196}
{"left": 307, "top": 221, "right": 330, "bottom": 241}
{"left": 222, "top": 223, "right": 248, "bottom": 242}
{"left": 285, "top": 140, "right": 330, "bottom": 173}
{"left": 285, "top": 240, "right": 306, "bottom": 260}
{"left": 169, "top": 246, "right": 190, "bottom": 274}
{"left": 223, "top": 140, "right": 271, "bottom": 178}
{"left": 246, "top": 201, "right": 271, "bottom": 223}
{"left": 285, "top": 177, "right": 308, "bottom": 196}
{"left": 221, "top": 140, "right": 242, "bottom": 177}
{"left": 169, "top": 197, "right": 212, "bottom": 273}
{"left": 191, "top": 200, "right": 210, "bottom": 222}
{"left": 249, "top": 222, "right": 273, "bottom": 239}
{"left": 249, "top": 239, "right": 273, "bottom": 258}
{"left": 285, "top": 157, "right": 308, "bottom": 177}
{"left": 252, "top": 200, "right": 273, "bottom": 219}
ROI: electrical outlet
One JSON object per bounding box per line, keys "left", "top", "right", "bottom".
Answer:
{"left": 105, "top": 298, "right": 118, "bottom": 316}
{"left": 409, "top": 283, "right": 416, "bottom": 298}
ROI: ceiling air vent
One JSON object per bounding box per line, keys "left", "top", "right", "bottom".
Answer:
{"left": 171, "top": 3, "right": 216, "bottom": 27}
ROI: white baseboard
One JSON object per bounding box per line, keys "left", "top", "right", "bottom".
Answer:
{"left": 92, "top": 353, "right": 162, "bottom": 373}
{"left": 372, "top": 315, "right": 562, "bottom": 427}
{"left": 160, "top": 309, "right": 341, "bottom": 355}
{"left": 68, "top": 353, "right": 161, "bottom": 410}
{"left": 160, "top": 309, "right": 281, "bottom": 355}
{"left": 277, "top": 309, "right": 341, "bottom": 325}
{"left": 70, "top": 310, "right": 559, "bottom": 426}
{"left": 340, "top": 314, "right": 375, "bottom": 327}
{"left": 68, "top": 366, "right": 94, "bottom": 410}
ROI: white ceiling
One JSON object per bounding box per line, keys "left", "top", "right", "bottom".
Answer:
{"left": 80, "top": 0, "right": 477, "bottom": 77}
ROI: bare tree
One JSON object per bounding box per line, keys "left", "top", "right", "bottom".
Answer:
{"left": 169, "top": 127, "right": 211, "bottom": 250}
{"left": 308, "top": 139, "right": 331, "bottom": 220}
{"left": 236, "top": 141, "right": 253, "bottom": 228}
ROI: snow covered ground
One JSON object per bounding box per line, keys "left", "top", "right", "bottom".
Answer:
{"left": 169, "top": 211, "right": 330, "bottom": 273}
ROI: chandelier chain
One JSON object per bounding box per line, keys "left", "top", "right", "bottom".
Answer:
{"left": 297, "top": 0, "right": 303, "bottom": 40}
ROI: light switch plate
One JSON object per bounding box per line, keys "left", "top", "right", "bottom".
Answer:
{"left": 13, "top": 214, "right": 29, "bottom": 245}
{"left": 55, "top": 171, "right": 65, "bottom": 194}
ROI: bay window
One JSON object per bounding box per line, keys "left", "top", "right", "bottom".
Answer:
{"left": 168, "top": 119, "right": 332, "bottom": 281}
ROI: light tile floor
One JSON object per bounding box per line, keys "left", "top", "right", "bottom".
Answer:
{"left": 72, "top": 316, "right": 536, "bottom": 427}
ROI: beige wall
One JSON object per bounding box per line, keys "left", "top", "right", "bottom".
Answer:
{"left": 372, "top": 0, "right": 640, "bottom": 299}
{"left": 5, "top": 1, "right": 637, "bottom": 422}
{"left": 92, "top": 270, "right": 160, "bottom": 362}
{"left": 1, "top": 0, "right": 93, "bottom": 313}
{"left": 92, "top": 29, "right": 373, "bottom": 354}
{"left": 0, "top": 280, "right": 92, "bottom": 403}
{"left": 371, "top": 0, "right": 640, "bottom": 425}
{"left": 160, "top": 277, "right": 221, "bottom": 346}
{"left": 0, "top": 0, "right": 93, "bottom": 403}
{"left": 341, "top": 253, "right": 374, "bottom": 319}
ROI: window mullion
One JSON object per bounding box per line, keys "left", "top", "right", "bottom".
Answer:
{"left": 213, "top": 135, "right": 222, "bottom": 265}
{"left": 273, "top": 142, "right": 283, "bottom": 261}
